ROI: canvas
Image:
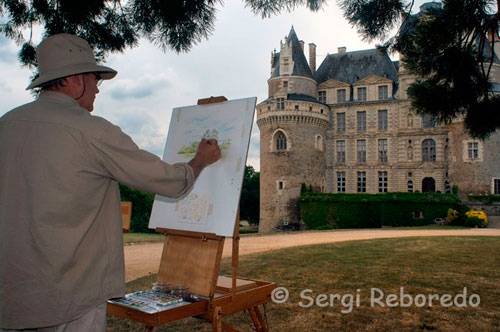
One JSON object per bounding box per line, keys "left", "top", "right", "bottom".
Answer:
{"left": 148, "top": 97, "right": 256, "bottom": 236}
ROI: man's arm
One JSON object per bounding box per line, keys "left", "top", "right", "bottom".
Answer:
{"left": 188, "top": 139, "right": 222, "bottom": 179}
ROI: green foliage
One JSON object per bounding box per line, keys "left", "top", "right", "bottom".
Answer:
{"left": 465, "top": 216, "right": 486, "bottom": 228}
{"left": 0, "top": 0, "right": 325, "bottom": 68}
{"left": 452, "top": 184, "right": 459, "bottom": 195}
{"left": 239, "top": 165, "right": 260, "bottom": 225}
{"left": 467, "top": 194, "right": 500, "bottom": 204}
{"left": 118, "top": 183, "right": 155, "bottom": 233}
{"left": 338, "top": 0, "right": 500, "bottom": 138}
{"left": 300, "top": 183, "right": 308, "bottom": 195}
{"left": 300, "top": 192, "right": 467, "bottom": 229}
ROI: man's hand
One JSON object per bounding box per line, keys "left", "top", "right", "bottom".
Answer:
{"left": 188, "top": 139, "right": 222, "bottom": 179}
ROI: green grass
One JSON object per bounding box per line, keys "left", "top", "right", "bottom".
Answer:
{"left": 108, "top": 236, "right": 500, "bottom": 331}
{"left": 123, "top": 232, "right": 164, "bottom": 243}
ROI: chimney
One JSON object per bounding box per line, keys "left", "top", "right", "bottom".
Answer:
{"left": 338, "top": 47, "right": 346, "bottom": 54}
{"left": 309, "top": 43, "right": 316, "bottom": 75}
{"left": 299, "top": 40, "right": 305, "bottom": 52}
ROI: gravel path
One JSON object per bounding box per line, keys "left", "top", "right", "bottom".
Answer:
{"left": 124, "top": 228, "right": 500, "bottom": 282}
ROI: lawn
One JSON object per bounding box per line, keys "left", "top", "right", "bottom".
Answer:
{"left": 122, "top": 225, "right": 467, "bottom": 244}
{"left": 108, "top": 236, "right": 500, "bottom": 331}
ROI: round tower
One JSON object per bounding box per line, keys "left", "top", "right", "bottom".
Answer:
{"left": 257, "top": 28, "right": 329, "bottom": 232}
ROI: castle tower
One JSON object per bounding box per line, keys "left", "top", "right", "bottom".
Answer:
{"left": 256, "top": 27, "right": 329, "bottom": 232}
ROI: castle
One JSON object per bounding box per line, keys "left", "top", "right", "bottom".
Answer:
{"left": 256, "top": 4, "right": 500, "bottom": 233}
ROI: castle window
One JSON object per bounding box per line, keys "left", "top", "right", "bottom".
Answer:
{"left": 309, "top": 106, "right": 313, "bottom": 111}
{"left": 378, "top": 139, "right": 388, "bottom": 163}
{"left": 279, "top": 181, "right": 284, "bottom": 190}
{"left": 320, "top": 109, "right": 324, "bottom": 114}
{"left": 468, "top": 142, "right": 479, "bottom": 159}
{"left": 378, "top": 85, "right": 389, "bottom": 100}
{"left": 422, "top": 114, "right": 436, "bottom": 128}
{"left": 295, "top": 105, "right": 299, "bottom": 111}
{"left": 337, "top": 89, "right": 346, "bottom": 103}
{"left": 408, "top": 180, "right": 414, "bottom": 192}
{"left": 378, "top": 110, "right": 388, "bottom": 131}
{"left": 336, "top": 140, "right": 346, "bottom": 164}
{"left": 422, "top": 139, "right": 436, "bottom": 161}
{"left": 318, "top": 91, "right": 326, "bottom": 103}
{"left": 337, "top": 113, "right": 346, "bottom": 133}
{"left": 276, "top": 98, "right": 285, "bottom": 110}
{"left": 493, "top": 178, "right": 500, "bottom": 194}
{"left": 463, "top": 140, "right": 483, "bottom": 162}
{"left": 378, "top": 171, "right": 388, "bottom": 192}
{"left": 357, "top": 111, "right": 366, "bottom": 132}
{"left": 283, "top": 58, "right": 289, "bottom": 72}
{"left": 357, "top": 171, "right": 367, "bottom": 193}
{"left": 445, "top": 181, "right": 451, "bottom": 193}
{"left": 275, "top": 131, "right": 287, "bottom": 151}
{"left": 337, "top": 172, "right": 346, "bottom": 192}
{"left": 357, "top": 140, "right": 366, "bottom": 163}
{"left": 283, "top": 81, "right": 288, "bottom": 89}
{"left": 357, "top": 87, "right": 367, "bottom": 101}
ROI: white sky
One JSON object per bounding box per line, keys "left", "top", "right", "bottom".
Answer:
{"left": 0, "top": 0, "right": 431, "bottom": 172}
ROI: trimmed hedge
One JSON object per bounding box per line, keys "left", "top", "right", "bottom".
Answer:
{"left": 467, "top": 194, "right": 500, "bottom": 204}
{"left": 300, "top": 192, "right": 466, "bottom": 229}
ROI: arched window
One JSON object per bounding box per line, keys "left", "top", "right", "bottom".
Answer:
{"left": 422, "top": 139, "right": 436, "bottom": 161}
{"left": 275, "top": 131, "right": 287, "bottom": 151}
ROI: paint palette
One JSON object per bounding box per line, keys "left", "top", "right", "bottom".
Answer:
{"left": 109, "top": 290, "right": 185, "bottom": 313}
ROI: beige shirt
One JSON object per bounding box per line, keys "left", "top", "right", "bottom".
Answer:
{"left": 0, "top": 91, "right": 194, "bottom": 329}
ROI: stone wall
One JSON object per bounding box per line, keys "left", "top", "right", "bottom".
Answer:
{"left": 257, "top": 109, "right": 328, "bottom": 232}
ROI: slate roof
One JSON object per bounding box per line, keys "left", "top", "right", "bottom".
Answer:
{"left": 271, "top": 27, "right": 313, "bottom": 79}
{"left": 314, "top": 48, "right": 399, "bottom": 86}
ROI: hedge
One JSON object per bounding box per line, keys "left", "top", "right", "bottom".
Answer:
{"left": 300, "top": 192, "right": 466, "bottom": 229}
{"left": 466, "top": 194, "right": 500, "bottom": 204}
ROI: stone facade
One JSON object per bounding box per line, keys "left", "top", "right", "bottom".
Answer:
{"left": 257, "top": 22, "right": 500, "bottom": 233}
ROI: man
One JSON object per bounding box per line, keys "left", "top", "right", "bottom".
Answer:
{"left": 0, "top": 34, "right": 221, "bottom": 331}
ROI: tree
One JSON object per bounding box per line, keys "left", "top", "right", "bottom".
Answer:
{"left": 239, "top": 165, "right": 260, "bottom": 225}
{"left": 338, "top": 0, "right": 500, "bottom": 138}
{"left": 118, "top": 183, "right": 155, "bottom": 233}
{"left": 0, "top": 0, "right": 325, "bottom": 69}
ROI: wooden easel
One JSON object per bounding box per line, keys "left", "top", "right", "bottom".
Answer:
{"left": 108, "top": 96, "right": 274, "bottom": 332}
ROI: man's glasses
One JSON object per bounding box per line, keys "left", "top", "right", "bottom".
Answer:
{"left": 93, "top": 73, "right": 103, "bottom": 87}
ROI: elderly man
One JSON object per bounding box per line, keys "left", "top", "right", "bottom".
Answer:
{"left": 0, "top": 34, "right": 221, "bottom": 331}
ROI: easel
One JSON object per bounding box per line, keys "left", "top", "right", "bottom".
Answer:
{"left": 107, "top": 97, "right": 275, "bottom": 331}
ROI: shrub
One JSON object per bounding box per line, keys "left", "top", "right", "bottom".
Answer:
{"left": 300, "top": 192, "right": 466, "bottom": 229}
{"left": 466, "top": 194, "right": 500, "bottom": 204}
{"left": 447, "top": 208, "right": 459, "bottom": 223}
{"left": 315, "top": 225, "right": 333, "bottom": 230}
{"left": 465, "top": 210, "right": 488, "bottom": 228}
{"left": 119, "top": 183, "right": 155, "bottom": 233}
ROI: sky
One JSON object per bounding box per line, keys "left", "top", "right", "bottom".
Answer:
{"left": 0, "top": 0, "right": 431, "bottom": 171}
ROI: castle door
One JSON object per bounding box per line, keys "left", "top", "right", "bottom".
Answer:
{"left": 422, "top": 177, "right": 436, "bottom": 193}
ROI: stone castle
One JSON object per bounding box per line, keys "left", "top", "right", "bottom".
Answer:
{"left": 256, "top": 4, "right": 500, "bottom": 233}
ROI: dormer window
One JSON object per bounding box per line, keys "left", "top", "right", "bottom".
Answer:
{"left": 318, "top": 91, "right": 326, "bottom": 103}
{"left": 378, "top": 85, "right": 388, "bottom": 100}
{"left": 337, "top": 89, "right": 346, "bottom": 103}
{"left": 357, "top": 87, "right": 367, "bottom": 101}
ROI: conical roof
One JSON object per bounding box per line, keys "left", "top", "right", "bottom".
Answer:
{"left": 271, "top": 27, "right": 313, "bottom": 79}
